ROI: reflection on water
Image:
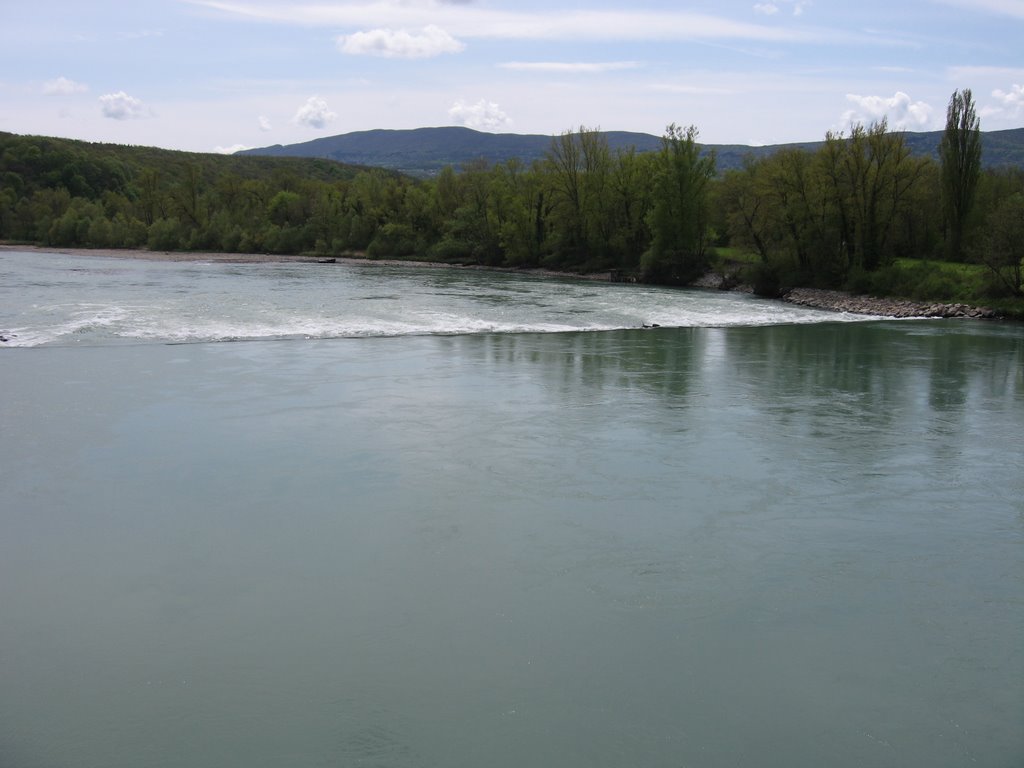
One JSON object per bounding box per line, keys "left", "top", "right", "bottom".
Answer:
{"left": 1, "top": 321, "right": 1022, "bottom": 768}
{"left": 468, "top": 327, "right": 704, "bottom": 399}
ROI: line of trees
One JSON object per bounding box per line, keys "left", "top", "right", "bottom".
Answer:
{"left": 718, "top": 91, "right": 1022, "bottom": 298}
{"left": 1, "top": 90, "right": 1022, "bottom": 298}
{"left": 0, "top": 123, "right": 716, "bottom": 284}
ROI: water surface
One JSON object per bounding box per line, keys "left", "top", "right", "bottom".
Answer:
{"left": 0, "top": 249, "right": 876, "bottom": 347}
{"left": 1, "top": 251, "right": 1022, "bottom": 767}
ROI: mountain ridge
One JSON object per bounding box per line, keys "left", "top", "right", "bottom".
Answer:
{"left": 238, "top": 125, "right": 1024, "bottom": 177}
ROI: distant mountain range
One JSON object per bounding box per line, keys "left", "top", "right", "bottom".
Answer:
{"left": 238, "top": 125, "right": 1024, "bottom": 177}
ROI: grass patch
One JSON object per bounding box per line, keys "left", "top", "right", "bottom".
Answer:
{"left": 713, "top": 246, "right": 760, "bottom": 266}
{"left": 894, "top": 258, "right": 986, "bottom": 281}
{"left": 846, "top": 259, "right": 984, "bottom": 302}
{"left": 981, "top": 297, "right": 1024, "bottom": 319}
{"left": 704, "top": 249, "right": 1024, "bottom": 317}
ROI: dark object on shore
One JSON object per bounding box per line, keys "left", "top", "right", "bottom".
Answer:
{"left": 610, "top": 269, "right": 638, "bottom": 283}
{"left": 317, "top": 258, "right": 337, "bottom": 264}
{"left": 642, "top": 323, "right": 661, "bottom": 329}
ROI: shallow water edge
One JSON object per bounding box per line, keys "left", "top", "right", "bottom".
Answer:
{"left": 1, "top": 243, "right": 1006, "bottom": 322}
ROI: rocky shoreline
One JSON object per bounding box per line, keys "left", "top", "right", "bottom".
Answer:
{"left": 692, "top": 271, "right": 1000, "bottom": 319}
{"left": 781, "top": 287, "right": 999, "bottom": 319}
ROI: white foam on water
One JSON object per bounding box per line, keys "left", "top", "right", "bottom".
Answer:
{"left": 114, "top": 313, "right": 622, "bottom": 344}
{"left": 0, "top": 252, "right": 889, "bottom": 348}
{"left": 647, "top": 301, "right": 885, "bottom": 328}
{"left": 1, "top": 303, "right": 138, "bottom": 347}
{"left": 2, "top": 300, "right": 882, "bottom": 347}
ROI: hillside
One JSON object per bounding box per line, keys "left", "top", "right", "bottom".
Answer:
{"left": 238, "top": 126, "right": 663, "bottom": 176}
{"left": 239, "top": 126, "right": 1024, "bottom": 177}
{"left": 0, "top": 130, "right": 377, "bottom": 200}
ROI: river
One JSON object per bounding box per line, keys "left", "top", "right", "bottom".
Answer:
{"left": 1, "top": 249, "right": 1022, "bottom": 767}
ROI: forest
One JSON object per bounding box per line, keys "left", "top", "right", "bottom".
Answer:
{"left": 2, "top": 90, "right": 1022, "bottom": 312}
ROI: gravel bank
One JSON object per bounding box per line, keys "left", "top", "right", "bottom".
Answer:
{"left": 694, "top": 270, "right": 999, "bottom": 319}
{"left": 782, "top": 287, "right": 999, "bottom": 319}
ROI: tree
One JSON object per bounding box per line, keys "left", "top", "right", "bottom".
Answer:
{"left": 432, "top": 158, "right": 502, "bottom": 264}
{"left": 642, "top": 124, "right": 716, "bottom": 284}
{"left": 608, "top": 148, "right": 655, "bottom": 270}
{"left": 488, "top": 159, "right": 546, "bottom": 267}
{"left": 544, "top": 127, "right": 594, "bottom": 264}
{"left": 173, "top": 162, "right": 205, "bottom": 229}
{"left": 939, "top": 88, "right": 981, "bottom": 261}
{"left": 766, "top": 148, "right": 839, "bottom": 281}
{"left": 821, "top": 120, "right": 925, "bottom": 275}
{"left": 977, "top": 193, "right": 1024, "bottom": 297}
{"left": 719, "top": 158, "right": 781, "bottom": 265}
{"left": 136, "top": 167, "right": 164, "bottom": 226}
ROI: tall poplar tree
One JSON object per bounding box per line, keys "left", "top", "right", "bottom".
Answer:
{"left": 939, "top": 88, "right": 981, "bottom": 261}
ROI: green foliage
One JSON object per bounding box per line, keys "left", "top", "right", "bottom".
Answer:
{"left": 940, "top": 89, "right": 982, "bottom": 261}
{"left": 367, "top": 222, "right": 422, "bottom": 259}
{"left": 537, "top": 128, "right": 655, "bottom": 272}
{"left": 974, "top": 192, "right": 1024, "bottom": 297}
{"left": 642, "top": 124, "right": 716, "bottom": 284}
{"left": 2, "top": 115, "right": 1022, "bottom": 309}
{"left": 846, "top": 263, "right": 962, "bottom": 301}
{"left": 720, "top": 120, "right": 961, "bottom": 293}
{"left": 147, "top": 218, "right": 185, "bottom": 251}
{"left": 267, "top": 190, "right": 305, "bottom": 226}
{"left": 822, "top": 120, "right": 927, "bottom": 274}
{"left": 843, "top": 258, "right": 992, "bottom": 302}
{"left": 262, "top": 224, "right": 312, "bottom": 255}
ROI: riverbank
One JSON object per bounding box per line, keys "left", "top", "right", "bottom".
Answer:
{"left": 0, "top": 244, "right": 1004, "bottom": 319}
{"left": 693, "top": 270, "right": 1003, "bottom": 319}
{"left": 0, "top": 243, "right": 456, "bottom": 267}
{"left": 782, "top": 287, "right": 999, "bottom": 319}
{"left": 0, "top": 244, "right": 618, "bottom": 283}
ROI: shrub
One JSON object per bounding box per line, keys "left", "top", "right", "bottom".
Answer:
{"left": 367, "top": 223, "right": 420, "bottom": 259}
{"left": 147, "top": 217, "right": 184, "bottom": 251}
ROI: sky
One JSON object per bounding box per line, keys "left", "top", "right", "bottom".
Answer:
{"left": 1, "top": 0, "right": 1023, "bottom": 153}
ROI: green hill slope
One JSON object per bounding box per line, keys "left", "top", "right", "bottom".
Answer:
{"left": 0, "top": 131, "right": 374, "bottom": 201}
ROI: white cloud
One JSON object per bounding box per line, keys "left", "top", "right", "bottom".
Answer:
{"left": 991, "top": 83, "right": 1024, "bottom": 116}
{"left": 841, "top": 91, "right": 934, "bottom": 130}
{"left": 99, "top": 91, "right": 149, "bottom": 120}
{"left": 500, "top": 61, "right": 641, "bottom": 74}
{"left": 293, "top": 95, "right": 336, "bottom": 129}
{"left": 449, "top": 99, "right": 511, "bottom": 131}
{"left": 213, "top": 143, "right": 251, "bottom": 154}
{"left": 43, "top": 77, "right": 88, "bottom": 95}
{"left": 755, "top": 0, "right": 811, "bottom": 16}
{"left": 193, "top": 2, "right": 806, "bottom": 44}
{"left": 258, "top": 115, "right": 272, "bottom": 131}
{"left": 338, "top": 25, "right": 464, "bottom": 58}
